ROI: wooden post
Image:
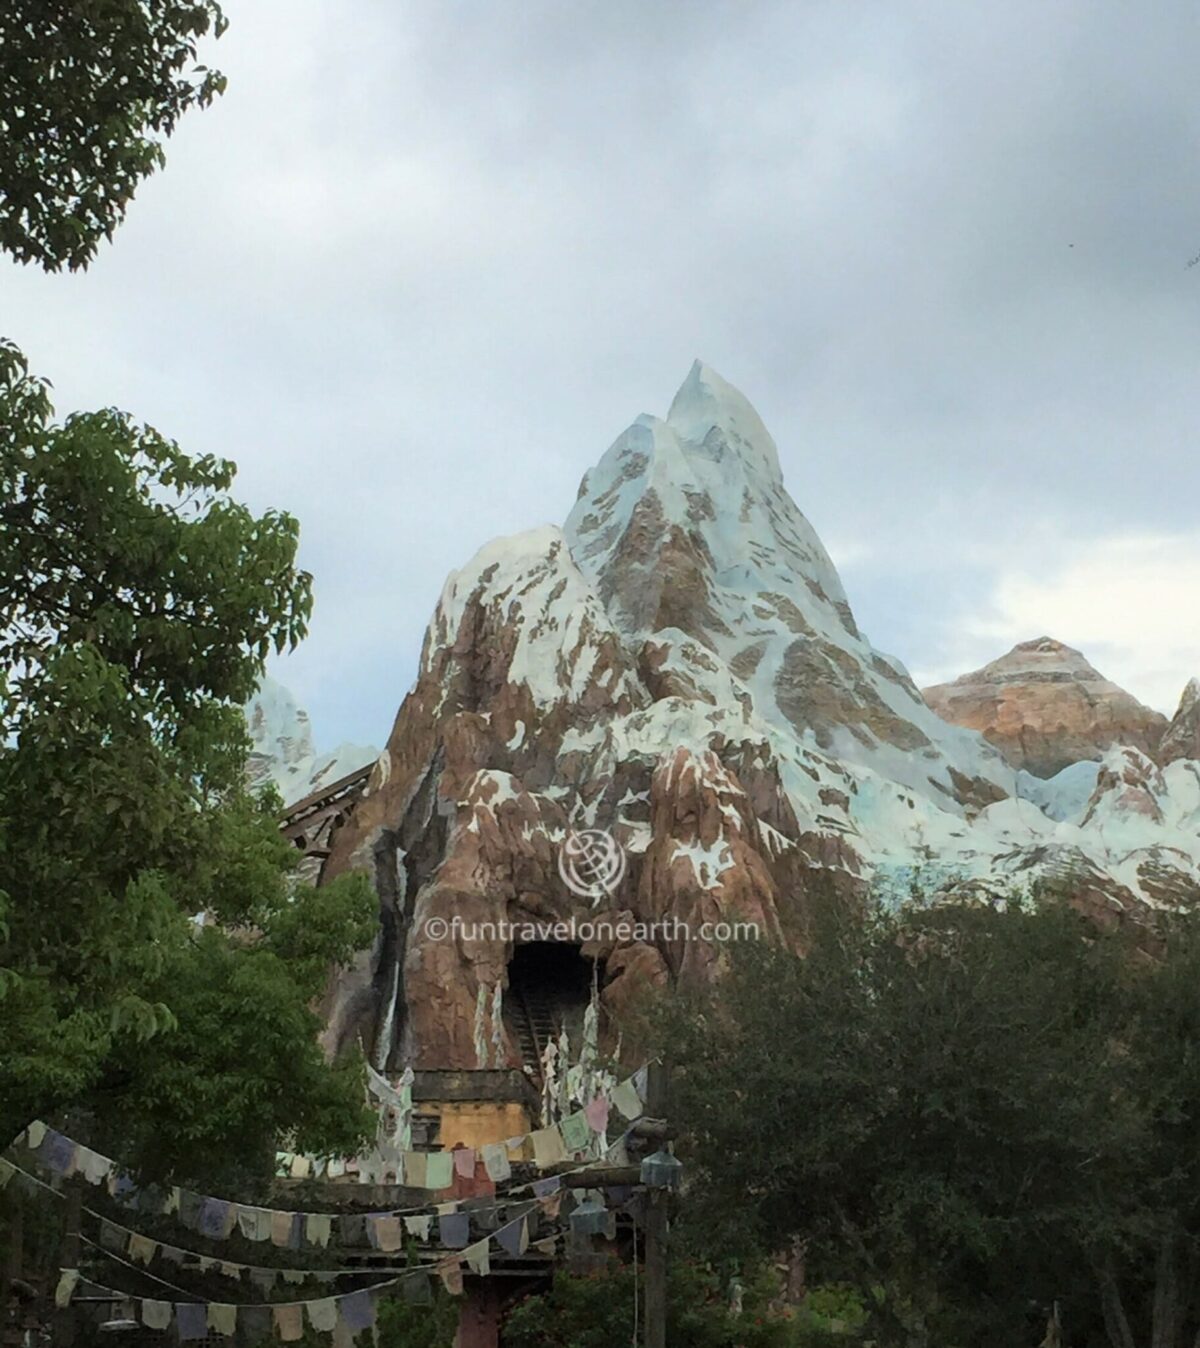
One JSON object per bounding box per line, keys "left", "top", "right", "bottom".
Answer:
{"left": 1, "top": 1198, "right": 24, "bottom": 1345}
{"left": 51, "top": 1178, "right": 82, "bottom": 1346}
{"left": 643, "top": 1061, "right": 668, "bottom": 1348}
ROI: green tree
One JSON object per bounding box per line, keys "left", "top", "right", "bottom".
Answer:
{"left": 662, "top": 893, "right": 1200, "bottom": 1348}
{"left": 502, "top": 1259, "right": 834, "bottom": 1348}
{"left": 0, "top": 340, "right": 373, "bottom": 1180}
{"left": 1093, "top": 911, "right": 1200, "bottom": 1348}
{"left": 0, "top": 0, "right": 226, "bottom": 272}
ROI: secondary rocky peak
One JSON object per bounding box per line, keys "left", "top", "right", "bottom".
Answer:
{"left": 1080, "top": 745, "right": 1167, "bottom": 829}
{"left": 923, "top": 639, "right": 1168, "bottom": 778}
{"left": 1159, "top": 677, "right": 1200, "bottom": 765}
{"left": 965, "top": 636, "right": 1101, "bottom": 683}
{"left": 244, "top": 676, "right": 378, "bottom": 806}
{"left": 247, "top": 674, "right": 315, "bottom": 774}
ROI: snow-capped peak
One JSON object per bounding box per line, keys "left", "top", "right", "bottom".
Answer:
{"left": 245, "top": 675, "right": 315, "bottom": 771}
{"left": 565, "top": 363, "right": 850, "bottom": 627}
{"left": 556, "top": 364, "right": 1013, "bottom": 808}
{"left": 665, "top": 359, "right": 784, "bottom": 485}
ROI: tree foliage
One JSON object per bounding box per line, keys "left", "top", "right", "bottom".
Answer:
{"left": 662, "top": 893, "right": 1200, "bottom": 1348}
{"left": 502, "top": 1260, "right": 846, "bottom": 1348}
{"left": 0, "top": 340, "right": 374, "bottom": 1181}
{"left": 0, "top": 0, "right": 226, "bottom": 271}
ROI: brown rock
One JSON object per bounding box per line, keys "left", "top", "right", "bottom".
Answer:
{"left": 1080, "top": 747, "right": 1166, "bottom": 828}
{"left": 1158, "top": 678, "right": 1200, "bottom": 766}
{"left": 923, "top": 637, "right": 1167, "bottom": 778}
{"left": 314, "top": 513, "right": 855, "bottom": 1072}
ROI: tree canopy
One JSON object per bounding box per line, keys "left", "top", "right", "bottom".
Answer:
{"left": 662, "top": 894, "right": 1200, "bottom": 1348}
{"left": 0, "top": 340, "right": 374, "bottom": 1182}
{"left": 0, "top": 0, "right": 226, "bottom": 271}
{"left": 0, "top": 0, "right": 376, "bottom": 1312}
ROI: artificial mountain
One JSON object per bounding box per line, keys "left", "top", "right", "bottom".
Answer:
{"left": 260, "top": 363, "right": 1200, "bottom": 1072}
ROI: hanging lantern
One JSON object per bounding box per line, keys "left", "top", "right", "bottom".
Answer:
{"left": 569, "top": 1195, "right": 609, "bottom": 1236}
{"left": 640, "top": 1149, "right": 683, "bottom": 1191}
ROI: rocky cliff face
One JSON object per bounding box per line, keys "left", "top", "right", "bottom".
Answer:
{"left": 318, "top": 365, "right": 1200, "bottom": 1072}
{"left": 922, "top": 638, "right": 1168, "bottom": 778}
{"left": 1160, "top": 679, "right": 1200, "bottom": 766}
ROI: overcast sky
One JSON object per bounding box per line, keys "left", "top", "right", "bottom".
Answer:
{"left": 3, "top": 0, "right": 1199, "bottom": 749}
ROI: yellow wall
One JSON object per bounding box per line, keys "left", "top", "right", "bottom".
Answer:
{"left": 429, "top": 1100, "right": 533, "bottom": 1154}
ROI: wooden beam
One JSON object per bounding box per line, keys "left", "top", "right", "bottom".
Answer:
{"left": 540, "top": 1164, "right": 641, "bottom": 1187}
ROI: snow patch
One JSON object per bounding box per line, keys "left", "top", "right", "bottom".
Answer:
{"left": 244, "top": 675, "right": 378, "bottom": 807}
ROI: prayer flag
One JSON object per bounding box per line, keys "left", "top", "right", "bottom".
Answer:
{"left": 612, "top": 1079, "right": 642, "bottom": 1121}
{"left": 530, "top": 1126, "right": 567, "bottom": 1168}
{"left": 176, "top": 1303, "right": 208, "bottom": 1341}
{"left": 481, "top": 1142, "right": 511, "bottom": 1183}
{"left": 560, "top": 1111, "right": 591, "bottom": 1153}
{"left": 142, "top": 1301, "right": 172, "bottom": 1330}
{"left": 438, "top": 1259, "right": 464, "bottom": 1296}
{"left": 438, "top": 1211, "right": 470, "bottom": 1249}
{"left": 425, "top": 1151, "right": 454, "bottom": 1190}
{"left": 207, "top": 1304, "right": 237, "bottom": 1336}
{"left": 307, "top": 1299, "right": 339, "bottom": 1333}
{"left": 402, "top": 1151, "right": 427, "bottom": 1188}
{"left": 340, "top": 1289, "right": 375, "bottom": 1333}
{"left": 54, "top": 1270, "right": 79, "bottom": 1309}
{"left": 372, "top": 1216, "right": 403, "bottom": 1252}
{"left": 274, "top": 1304, "right": 304, "bottom": 1342}
{"left": 305, "top": 1213, "right": 332, "bottom": 1247}
{"left": 128, "top": 1234, "right": 156, "bottom": 1266}
{"left": 198, "top": 1197, "right": 233, "bottom": 1240}
{"left": 495, "top": 1215, "right": 529, "bottom": 1257}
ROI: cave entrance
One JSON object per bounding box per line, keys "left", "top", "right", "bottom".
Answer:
{"left": 505, "top": 942, "right": 602, "bottom": 1080}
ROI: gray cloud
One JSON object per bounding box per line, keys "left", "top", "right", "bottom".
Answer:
{"left": 2, "top": 0, "right": 1197, "bottom": 741}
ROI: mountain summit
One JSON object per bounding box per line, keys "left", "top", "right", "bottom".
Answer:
{"left": 562, "top": 362, "right": 1003, "bottom": 800}
{"left": 316, "top": 368, "right": 1200, "bottom": 1072}
{"left": 664, "top": 359, "right": 785, "bottom": 482}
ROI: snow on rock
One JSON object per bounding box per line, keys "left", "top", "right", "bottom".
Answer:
{"left": 424, "top": 525, "right": 646, "bottom": 715}
{"left": 317, "top": 363, "right": 1200, "bottom": 1071}
{"left": 244, "top": 675, "right": 378, "bottom": 807}
{"left": 564, "top": 362, "right": 1012, "bottom": 812}
{"left": 1015, "top": 761, "right": 1101, "bottom": 824}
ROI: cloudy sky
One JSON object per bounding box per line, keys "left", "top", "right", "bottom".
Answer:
{"left": 3, "top": 0, "right": 1199, "bottom": 749}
